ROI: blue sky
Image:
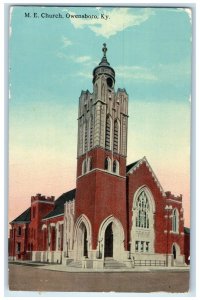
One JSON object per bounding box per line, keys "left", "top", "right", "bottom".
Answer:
{"left": 9, "top": 6, "right": 191, "bottom": 225}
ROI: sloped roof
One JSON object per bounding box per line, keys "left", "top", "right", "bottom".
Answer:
{"left": 126, "top": 160, "right": 141, "bottom": 173}
{"left": 43, "top": 188, "right": 76, "bottom": 220}
{"left": 184, "top": 227, "right": 190, "bottom": 234}
{"left": 10, "top": 207, "right": 31, "bottom": 224}
{"left": 126, "top": 156, "right": 165, "bottom": 196}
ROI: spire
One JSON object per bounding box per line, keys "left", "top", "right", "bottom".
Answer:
{"left": 99, "top": 43, "right": 110, "bottom": 66}
{"left": 102, "top": 43, "right": 107, "bottom": 58}
{"left": 93, "top": 43, "right": 115, "bottom": 84}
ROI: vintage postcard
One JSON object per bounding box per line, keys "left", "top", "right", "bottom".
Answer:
{"left": 8, "top": 5, "right": 191, "bottom": 293}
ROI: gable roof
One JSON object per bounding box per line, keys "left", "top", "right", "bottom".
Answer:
{"left": 126, "top": 156, "right": 165, "bottom": 196}
{"left": 126, "top": 160, "right": 140, "bottom": 173}
{"left": 43, "top": 188, "right": 76, "bottom": 220}
{"left": 10, "top": 207, "right": 31, "bottom": 224}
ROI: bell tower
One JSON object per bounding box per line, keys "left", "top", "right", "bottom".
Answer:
{"left": 75, "top": 44, "right": 129, "bottom": 258}
{"left": 77, "top": 43, "right": 128, "bottom": 167}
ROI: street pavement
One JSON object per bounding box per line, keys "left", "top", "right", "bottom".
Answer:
{"left": 8, "top": 262, "right": 190, "bottom": 293}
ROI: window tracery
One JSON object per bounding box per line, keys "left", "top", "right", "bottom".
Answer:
{"left": 172, "top": 209, "right": 179, "bottom": 233}
{"left": 135, "top": 191, "right": 150, "bottom": 229}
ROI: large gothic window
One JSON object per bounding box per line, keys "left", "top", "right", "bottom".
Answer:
{"left": 135, "top": 191, "right": 150, "bottom": 229}
{"left": 132, "top": 187, "right": 155, "bottom": 254}
{"left": 172, "top": 209, "right": 179, "bottom": 233}
{"left": 113, "top": 120, "right": 119, "bottom": 153}
{"left": 105, "top": 116, "right": 111, "bottom": 150}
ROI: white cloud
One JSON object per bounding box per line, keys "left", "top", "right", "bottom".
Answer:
{"left": 62, "top": 36, "right": 73, "bottom": 47}
{"left": 74, "top": 56, "right": 91, "bottom": 63}
{"left": 56, "top": 52, "right": 68, "bottom": 59}
{"left": 76, "top": 71, "right": 91, "bottom": 79}
{"left": 116, "top": 65, "right": 158, "bottom": 81}
{"left": 115, "top": 60, "right": 191, "bottom": 83}
{"left": 57, "top": 52, "right": 92, "bottom": 64}
{"left": 64, "top": 8, "right": 154, "bottom": 38}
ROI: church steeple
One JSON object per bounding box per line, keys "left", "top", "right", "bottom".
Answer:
{"left": 93, "top": 43, "right": 115, "bottom": 85}
{"left": 100, "top": 43, "right": 109, "bottom": 65}
{"left": 77, "top": 44, "right": 128, "bottom": 167}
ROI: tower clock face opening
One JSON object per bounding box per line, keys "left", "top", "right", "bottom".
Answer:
{"left": 106, "top": 77, "right": 113, "bottom": 88}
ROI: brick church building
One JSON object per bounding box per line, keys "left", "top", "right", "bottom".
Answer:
{"left": 9, "top": 44, "right": 190, "bottom": 268}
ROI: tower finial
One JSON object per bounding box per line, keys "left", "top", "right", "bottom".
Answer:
{"left": 102, "top": 43, "right": 107, "bottom": 57}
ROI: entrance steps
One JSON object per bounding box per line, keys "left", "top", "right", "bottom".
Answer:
{"left": 66, "top": 258, "right": 128, "bottom": 269}
{"left": 67, "top": 260, "right": 82, "bottom": 268}
{"left": 104, "top": 258, "right": 128, "bottom": 269}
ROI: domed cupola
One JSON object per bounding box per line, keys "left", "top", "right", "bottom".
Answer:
{"left": 93, "top": 43, "right": 115, "bottom": 88}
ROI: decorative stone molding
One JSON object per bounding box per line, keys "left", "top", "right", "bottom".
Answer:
{"left": 42, "top": 224, "right": 47, "bottom": 230}
{"left": 127, "top": 156, "right": 166, "bottom": 196}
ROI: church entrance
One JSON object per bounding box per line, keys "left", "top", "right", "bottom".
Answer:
{"left": 83, "top": 225, "right": 88, "bottom": 257}
{"left": 172, "top": 244, "right": 176, "bottom": 260}
{"left": 104, "top": 223, "right": 113, "bottom": 257}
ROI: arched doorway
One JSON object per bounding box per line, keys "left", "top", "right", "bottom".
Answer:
{"left": 104, "top": 223, "right": 113, "bottom": 257}
{"left": 98, "top": 216, "right": 125, "bottom": 260}
{"left": 82, "top": 223, "right": 88, "bottom": 257}
{"left": 172, "top": 244, "right": 176, "bottom": 260}
{"left": 73, "top": 214, "right": 92, "bottom": 260}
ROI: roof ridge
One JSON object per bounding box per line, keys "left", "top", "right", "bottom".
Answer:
{"left": 10, "top": 207, "right": 31, "bottom": 224}
{"left": 126, "top": 159, "right": 142, "bottom": 173}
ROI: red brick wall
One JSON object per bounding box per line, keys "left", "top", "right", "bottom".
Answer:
{"left": 29, "top": 201, "right": 55, "bottom": 251}
{"left": 166, "top": 199, "right": 185, "bottom": 255}
{"left": 127, "top": 161, "right": 185, "bottom": 255}
{"left": 76, "top": 147, "right": 127, "bottom": 250}
{"left": 9, "top": 224, "right": 29, "bottom": 260}
{"left": 77, "top": 147, "right": 126, "bottom": 178}
{"left": 43, "top": 215, "right": 64, "bottom": 251}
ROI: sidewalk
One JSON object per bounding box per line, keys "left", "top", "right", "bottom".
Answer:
{"left": 9, "top": 260, "right": 190, "bottom": 273}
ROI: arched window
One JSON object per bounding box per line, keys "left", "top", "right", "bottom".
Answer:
{"left": 89, "top": 116, "right": 93, "bottom": 149}
{"left": 105, "top": 157, "right": 109, "bottom": 170}
{"left": 172, "top": 209, "right": 179, "bottom": 233}
{"left": 113, "top": 120, "right": 119, "bottom": 153}
{"left": 105, "top": 116, "right": 111, "bottom": 150}
{"left": 82, "top": 159, "right": 87, "bottom": 175}
{"left": 18, "top": 226, "right": 22, "bottom": 236}
{"left": 135, "top": 191, "right": 150, "bottom": 229}
{"left": 82, "top": 157, "right": 92, "bottom": 175}
{"left": 95, "top": 84, "right": 98, "bottom": 98}
{"left": 113, "top": 160, "right": 117, "bottom": 173}
{"left": 104, "top": 157, "right": 111, "bottom": 171}
{"left": 102, "top": 84, "right": 106, "bottom": 102}
{"left": 84, "top": 121, "right": 88, "bottom": 153}
{"left": 88, "top": 157, "right": 93, "bottom": 171}
{"left": 112, "top": 160, "right": 119, "bottom": 174}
